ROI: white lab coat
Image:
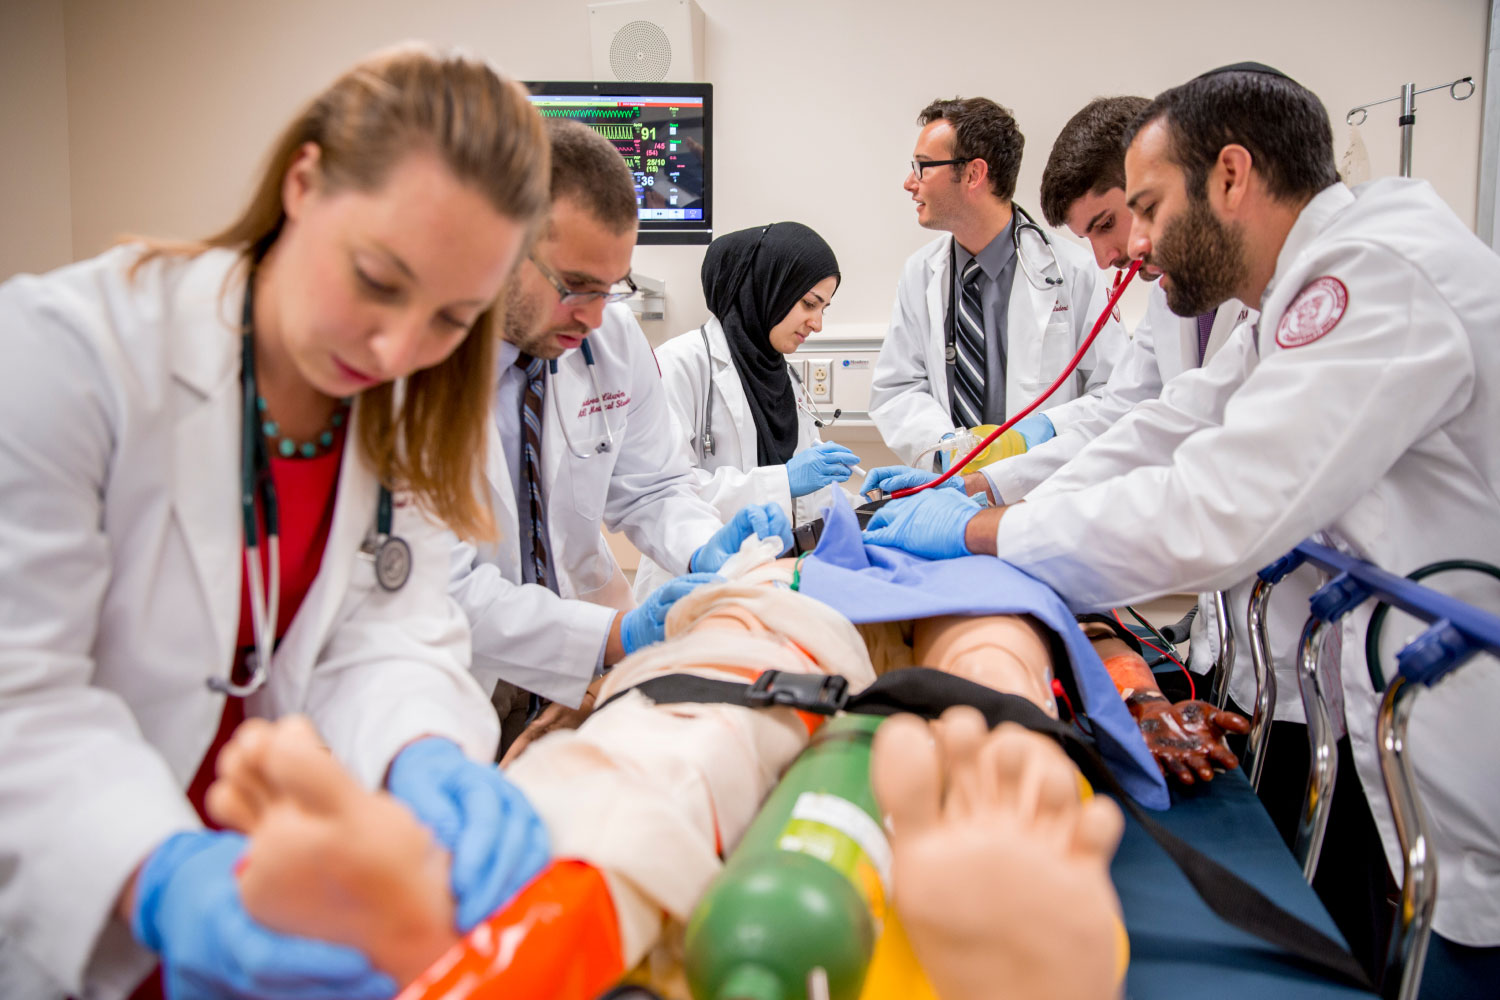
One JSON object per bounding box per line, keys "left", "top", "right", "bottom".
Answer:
{"left": 995, "top": 179, "right": 1500, "bottom": 944}
{"left": 449, "top": 304, "right": 725, "bottom": 708}
{"left": 978, "top": 285, "right": 1283, "bottom": 713}
{"left": 0, "top": 246, "right": 499, "bottom": 998}
{"left": 869, "top": 230, "right": 1125, "bottom": 465}
{"left": 982, "top": 284, "right": 1253, "bottom": 503}
{"left": 631, "top": 317, "right": 838, "bottom": 600}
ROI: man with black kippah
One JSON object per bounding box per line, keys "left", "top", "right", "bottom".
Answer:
{"left": 863, "top": 65, "right": 1500, "bottom": 997}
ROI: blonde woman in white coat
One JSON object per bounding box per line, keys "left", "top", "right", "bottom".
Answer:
{"left": 0, "top": 48, "right": 556, "bottom": 1000}
{"left": 637, "top": 222, "right": 859, "bottom": 599}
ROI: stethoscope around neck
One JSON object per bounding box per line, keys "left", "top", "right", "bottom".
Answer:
{"left": 944, "top": 203, "right": 1065, "bottom": 367}
{"left": 548, "top": 338, "right": 619, "bottom": 460}
{"left": 208, "top": 273, "right": 411, "bottom": 698}
{"left": 695, "top": 323, "right": 839, "bottom": 458}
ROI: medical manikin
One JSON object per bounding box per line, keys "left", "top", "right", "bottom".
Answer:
{"left": 202, "top": 523, "right": 1234, "bottom": 998}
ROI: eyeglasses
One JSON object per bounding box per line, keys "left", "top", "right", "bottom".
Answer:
{"left": 529, "top": 255, "right": 638, "bottom": 306}
{"left": 910, "top": 157, "right": 971, "bottom": 181}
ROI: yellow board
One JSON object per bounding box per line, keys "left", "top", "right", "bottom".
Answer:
{"left": 859, "top": 911, "right": 940, "bottom": 1000}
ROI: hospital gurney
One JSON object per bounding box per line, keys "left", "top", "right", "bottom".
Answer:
{"left": 1115, "top": 767, "right": 1375, "bottom": 998}
{"left": 1226, "top": 541, "right": 1500, "bottom": 1000}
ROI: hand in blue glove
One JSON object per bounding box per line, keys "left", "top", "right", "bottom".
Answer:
{"left": 386, "top": 738, "right": 550, "bottom": 932}
{"left": 1012, "top": 412, "right": 1056, "bottom": 450}
{"left": 132, "top": 830, "right": 397, "bottom": 1000}
{"left": 690, "top": 502, "right": 794, "bottom": 573}
{"left": 861, "top": 465, "right": 965, "bottom": 498}
{"left": 786, "top": 442, "right": 862, "bottom": 498}
{"left": 861, "top": 488, "right": 982, "bottom": 560}
{"left": 621, "top": 572, "right": 723, "bottom": 654}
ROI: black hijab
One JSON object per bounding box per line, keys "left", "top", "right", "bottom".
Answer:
{"left": 702, "top": 222, "right": 841, "bottom": 467}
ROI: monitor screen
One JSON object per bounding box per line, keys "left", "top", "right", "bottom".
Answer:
{"left": 525, "top": 81, "right": 712, "bottom": 245}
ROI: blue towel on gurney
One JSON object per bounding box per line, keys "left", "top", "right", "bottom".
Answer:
{"left": 797, "top": 498, "right": 1170, "bottom": 810}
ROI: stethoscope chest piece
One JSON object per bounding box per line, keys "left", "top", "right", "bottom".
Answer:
{"left": 374, "top": 535, "right": 412, "bottom": 592}
{"left": 369, "top": 487, "right": 410, "bottom": 592}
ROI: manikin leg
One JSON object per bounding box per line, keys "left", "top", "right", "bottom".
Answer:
{"left": 205, "top": 716, "right": 459, "bottom": 985}
{"left": 212, "top": 573, "right": 878, "bottom": 999}
{"left": 871, "top": 707, "right": 1127, "bottom": 1000}
{"left": 911, "top": 613, "right": 1058, "bottom": 714}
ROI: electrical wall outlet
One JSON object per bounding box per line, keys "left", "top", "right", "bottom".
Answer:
{"left": 805, "top": 358, "right": 833, "bottom": 403}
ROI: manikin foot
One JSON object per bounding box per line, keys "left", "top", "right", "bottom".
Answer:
{"left": 871, "top": 707, "right": 1127, "bottom": 1000}
{"left": 205, "top": 716, "right": 460, "bottom": 985}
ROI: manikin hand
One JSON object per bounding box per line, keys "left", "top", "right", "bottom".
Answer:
{"left": 500, "top": 675, "right": 605, "bottom": 767}
{"left": 1126, "top": 694, "right": 1250, "bottom": 785}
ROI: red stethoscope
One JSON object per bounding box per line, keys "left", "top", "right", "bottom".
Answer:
{"left": 887, "top": 259, "right": 1143, "bottom": 501}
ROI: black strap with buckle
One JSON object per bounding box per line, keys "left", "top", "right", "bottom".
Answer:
{"left": 595, "top": 666, "right": 1376, "bottom": 994}
{"left": 596, "top": 670, "right": 850, "bottom": 717}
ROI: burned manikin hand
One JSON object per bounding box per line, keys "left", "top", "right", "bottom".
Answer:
{"left": 1126, "top": 694, "right": 1250, "bottom": 785}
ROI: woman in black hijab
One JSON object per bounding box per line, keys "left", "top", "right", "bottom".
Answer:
{"left": 634, "top": 222, "right": 862, "bottom": 598}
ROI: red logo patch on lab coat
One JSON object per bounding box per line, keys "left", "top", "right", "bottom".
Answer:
{"left": 1275, "top": 276, "right": 1348, "bottom": 348}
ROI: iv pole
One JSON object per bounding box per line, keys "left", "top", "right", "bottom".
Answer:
{"left": 1346, "top": 77, "right": 1477, "bottom": 177}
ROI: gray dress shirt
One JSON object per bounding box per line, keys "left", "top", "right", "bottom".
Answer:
{"left": 951, "top": 217, "right": 1018, "bottom": 424}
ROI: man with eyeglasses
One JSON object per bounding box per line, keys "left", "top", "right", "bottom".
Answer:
{"left": 448, "top": 121, "right": 791, "bottom": 759}
{"left": 870, "top": 97, "right": 1125, "bottom": 468}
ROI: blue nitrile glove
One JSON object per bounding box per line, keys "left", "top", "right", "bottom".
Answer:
{"left": 861, "top": 489, "right": 982, "bottom": 560}
{"left": 132, "top": 830, "right": 397, "bottom": 1000}
{"left": 786, "top": 442, "right": 862, "bottom": 498}
{"left": 861, "top": 465, "right": 966, "bottom": 498}
{"left": 386, "top": 738, "right": 550, "bottom": 932}
{"left": 1013, "top": 412, "right": 1056, "bottom": 450}
{"left": 935, "top": 431, "right": 957, "bottom": 472}
{"left": 691, "top": 502, "right": 794, "bottom": 572}
{"left": 621, "top": 572, "right": 724, "bottom": 654}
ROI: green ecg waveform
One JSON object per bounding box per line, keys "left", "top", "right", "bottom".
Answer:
{"left": 589, "top": 124, "right": 637, "bottom": 140}
{"left": 539, "top": 107, "right": 638, "bottom": 119}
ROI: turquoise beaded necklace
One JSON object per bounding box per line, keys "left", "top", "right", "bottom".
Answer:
{"left": 256, "top": 394, "right": 352, "bottom": 459}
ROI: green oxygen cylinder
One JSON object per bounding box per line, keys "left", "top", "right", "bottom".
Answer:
{"left": 684, "top": 713, "right": 890, "bottom": 1000}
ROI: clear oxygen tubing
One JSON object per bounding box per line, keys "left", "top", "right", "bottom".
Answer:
{"left": 888, "top": 258, "right": 1143, "bottom": 500}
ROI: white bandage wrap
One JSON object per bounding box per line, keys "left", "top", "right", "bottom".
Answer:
{"left": 507, "top": 581, "right": 875, "bottom": 964}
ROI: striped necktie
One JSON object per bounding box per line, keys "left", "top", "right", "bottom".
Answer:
{"left": 951, "top": 257, "right": 987, "bottom": 428}
{"left": 516, "top": 353, "right": 551, "bottom": 591}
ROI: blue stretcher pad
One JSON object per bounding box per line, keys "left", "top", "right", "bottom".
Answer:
{"left": 798, "top": 499, "right": 1169, "bottom": 810}
{"left": 1116, "top": 768, "right": 1377, "bottom": 998}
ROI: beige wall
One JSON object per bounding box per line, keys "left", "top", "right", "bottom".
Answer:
{"left": 23, "top": 0, "right": 1487, "bottom": 336}
{"left": 0, "top": 0, "right": 72, "bottom": 279}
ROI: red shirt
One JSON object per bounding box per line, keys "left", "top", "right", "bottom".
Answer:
{"left": 184, "top": 438, "right": 345, "bottom": 819}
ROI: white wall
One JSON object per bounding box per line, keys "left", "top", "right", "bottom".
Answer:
{"left": 1481, "top": 0, "right": 1499, "bottom": 249}
{"left": 0, "top": 0, "right": 72, "bottom": 279}
{"left": 35, "top": 0, "right": 1490, "bottom": 338}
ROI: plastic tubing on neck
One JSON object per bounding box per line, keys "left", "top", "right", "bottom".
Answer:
{"left": 889, "top": 258, "right": 1143, "bottom": 499}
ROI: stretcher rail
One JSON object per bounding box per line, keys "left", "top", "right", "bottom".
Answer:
{"left": 1244, "top": 576, "right": 1277, "bottom": 789}
{"left": 1256, "top": 540, "right": 1500, "bottom": 1000}
{"left": 1210, "top": 589, "right": 1238, "bottom": 709}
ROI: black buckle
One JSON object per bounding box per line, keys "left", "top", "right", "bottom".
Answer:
{"left": 784, "top": 518, "right": 824, "bottom": 556}
{"left": 745, "top": 670, "right": 849, "bottom": 715}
